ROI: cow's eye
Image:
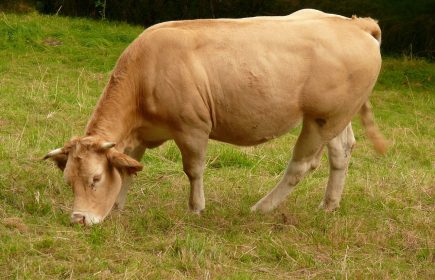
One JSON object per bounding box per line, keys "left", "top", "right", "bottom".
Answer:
{"left": 90, "top": 175, "right": 102, "bottom": 189}
{"left": 93, "top": 175, "right": 102, "bottom": 184}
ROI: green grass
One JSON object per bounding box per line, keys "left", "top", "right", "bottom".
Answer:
{"left": 0, "top": 12, "right": 434, "bottom": 279}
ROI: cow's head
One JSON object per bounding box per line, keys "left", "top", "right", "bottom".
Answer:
{"left": 44, "top": 136, "right": 143, "bottom": 226}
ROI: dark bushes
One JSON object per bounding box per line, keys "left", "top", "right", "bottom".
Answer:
{"left": 2, "top": 0, "right": 433, "bottom": 57}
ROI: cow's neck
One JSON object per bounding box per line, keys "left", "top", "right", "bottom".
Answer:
{"left": 85, "top": 75, "right": 140, "bottom": 153}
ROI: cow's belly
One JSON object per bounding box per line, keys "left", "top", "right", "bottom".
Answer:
{"left": 209, "top": 91, "right": 303, "bottom": 146}
{"left": 210, "top": 118, "right": 302, "bottom": 146}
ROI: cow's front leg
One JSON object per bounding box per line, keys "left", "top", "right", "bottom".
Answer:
{"left": 114, "top": 176, "right": 132, "bottom": 210}
{"left": 320, "top": 123, "right": 355, "bottom": 211}
{"left": 114, "top": 145, "right": 146, "bottom": 210}
{"left": 174, "top": 131, "right": 208, "bottom": 213}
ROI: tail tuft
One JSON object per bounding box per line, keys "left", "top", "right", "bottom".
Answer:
{"left": 359, "top": 101, "right": 388, "bottom": 155}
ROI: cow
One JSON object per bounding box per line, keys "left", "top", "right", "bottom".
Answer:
{"left": 44, "top": 9, "right": 387, "bottom": 226}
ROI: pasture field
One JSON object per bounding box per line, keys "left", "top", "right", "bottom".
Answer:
{"left": 0, "top": 13, "right": 434, "bottom": 279}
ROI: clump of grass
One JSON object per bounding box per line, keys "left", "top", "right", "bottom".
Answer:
{"left": 0, "top": 12, "right": 434, "bottom": 279}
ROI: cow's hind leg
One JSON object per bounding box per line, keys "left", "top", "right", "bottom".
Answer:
{"left": 251, "top": 120, "right": 325, "bottom": 213}
{"left": 320, "top": 123, "right": 355, "bottom": 211}
{"left": 310, "top": 146, "right": 324, "bottom": 171}
{"left": 174, "top": 131, "right": 208, "bottom": 213}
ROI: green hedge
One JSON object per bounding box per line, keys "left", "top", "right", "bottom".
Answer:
{"left": 2, "top": 0, "right": 433, "bottom": 57}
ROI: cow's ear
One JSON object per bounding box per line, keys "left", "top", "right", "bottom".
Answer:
{"left": 51, "top": 154, "right": 68, "bottom": 171}
{"left": 108, "top": 151, "right": 143, "bottom": 175}
{"left": 43, "top": 148, "right": 68, "bottom": 171}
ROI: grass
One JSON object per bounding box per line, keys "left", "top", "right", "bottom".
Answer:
{"left": 0, "top": 12, "right": 434, "bottom": 279}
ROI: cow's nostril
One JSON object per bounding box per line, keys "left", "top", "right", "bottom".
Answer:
{"left": 71, "top": 213, "right": 86, "bottom": 225}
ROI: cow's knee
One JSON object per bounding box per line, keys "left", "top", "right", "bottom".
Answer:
{"left": 183, "top": 164, "right": 203, "bottom": 181}
{"left": 182, "top": 163, "right": 206, "bottom": 213}
{"left": 330, "top": 130, "right": 355, "bottom": 169}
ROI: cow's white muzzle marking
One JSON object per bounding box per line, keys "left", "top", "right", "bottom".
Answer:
{"left": 71, "top": 211, "right": 102, "bottom": 226}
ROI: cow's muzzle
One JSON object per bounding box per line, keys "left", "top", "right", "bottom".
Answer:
{"left": 70, "top": 211, "right": 102, "bottom": 226}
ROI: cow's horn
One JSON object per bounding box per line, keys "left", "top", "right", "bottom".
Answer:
{"left": 43, "top": 148, "right": 64, "bottom": 160}
{"left": 101, "top": 142, "right": 116, "bottom": 150}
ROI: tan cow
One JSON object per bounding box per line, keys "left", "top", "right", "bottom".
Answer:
{"left": 44, "top": 9, "right": 387, "bottom": 226}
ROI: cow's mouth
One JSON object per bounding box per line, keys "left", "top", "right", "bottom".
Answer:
{"left": 70, "top": 211, "right": 102, "bottom": 226}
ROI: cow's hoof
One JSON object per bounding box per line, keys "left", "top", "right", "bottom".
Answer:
{"left": 250, "top": 202, "right": 273, "bottom": 213}
{"left": 189, "top": 206, "right": 205, "bottom": 215}
{"left": 193, "top": 209, "right": 202, "bottom": 214}
{"left": 113, "top": 202, "right": 125, "bottom": 211}
{"left": 318, "top": 200, "right": 340, "bottom": 212}
{"left": 191, "top": 210, "right": 203, "bottom": 216}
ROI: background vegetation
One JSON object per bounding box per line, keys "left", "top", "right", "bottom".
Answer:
{"left": 0, "top": 9, "right": 434, "bottom": 280}
{"left": 1, "top": 0, "right": 434, "bottom": 58}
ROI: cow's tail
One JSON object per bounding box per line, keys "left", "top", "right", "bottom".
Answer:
{"left": 351, "top": 15, "right": 381, "bottom": 45}
{"left": 359, "top": 101, "right": 388, "bottom": 155}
